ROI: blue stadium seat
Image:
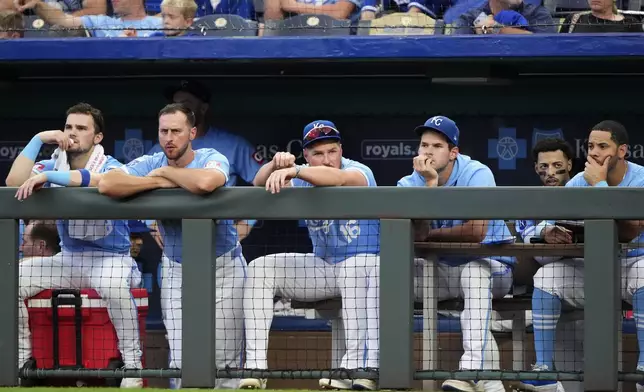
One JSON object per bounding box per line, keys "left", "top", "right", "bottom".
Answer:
{"left": 263, "top": 14, "right": 352, "bottom": 36}
{"left": 356, "top": 12, "right": 445, "bottom": 35}
{"left": 192, "top": 14, "right": 259, "bottom": 36}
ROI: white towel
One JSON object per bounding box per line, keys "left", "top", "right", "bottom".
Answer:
{"left": 51, "top": 144, "right": 113, "bottom": 241}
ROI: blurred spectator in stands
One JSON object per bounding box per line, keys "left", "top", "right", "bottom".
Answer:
{"left": 146, "top": 80, "right": 262, "bottom": 242}
{"left": 360, "top": 0, "right": 442, "bottom": 20}
{"left": 452, "top": 0, "right": 555, "bottom": 33}
{"left": 15, "top": 0, "right": 161, "bottom": 36}
{"left": 148, "top": 0, "right": 197, "bottom": 36}
{"left": 47, "top": 22, "right": 88, "bottom": 34}
{"left": 0, "top": 0, "right": 16, "bottom": 10}
{"left": 0, "top": 9, "right": 23, "bottom": 37}
{"left": 40, "top": 0, "right": 106, "bottom": 17}
{"left": 559, "top": 0, "right": 642, "bottom": 32}
{"left": 20, "top": 220, "right": 60, "bottom": 259}
{"left": 194, "top": 0, "right": 254, "bottom": 20}
{"left": 263, "top": 0, "right": 361, "bottom": 21}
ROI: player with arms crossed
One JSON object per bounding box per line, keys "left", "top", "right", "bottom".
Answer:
{"left": 240, "top": 120, "right": 380, "bottom": 391}
{"left": 99, "top": 103, "right": 245, "bottom": 390}
{"left": 5, "top": 103, "right": 144, "bottom": 388}
{"left": 398, "top": 116, "right": 515, "bottom": 392}
{"left": 518, "top": 121, "right": 644, "bottom": 392}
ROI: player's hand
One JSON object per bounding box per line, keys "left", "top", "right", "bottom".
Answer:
{"left": 155, "top": 176, "right": 178, "bottom": 189}
{"left": 272, "top": 152, "right": 296, "bottom": 170}
{"left": 584, "top": 155, "right": 610, "bottom": 186}
{"left": 413, "top": 155, "right": 438, "bottom": 186}
{"left": 147, "top": 167, "right": 167, "bottom": 178}
{"left": 38, "top": 130, "right": 74, "bottom": 151}
{"left": 542, "top": 225, "right": 573, "bottom": 244}
{"left": 361, "top": 10, "right": 376, "bottom": 20}
{"left": 265, "top": 167, "right": 295, "bottom": 194}
{"left": 15, "top": 173, "right": 47, "bottom": 201}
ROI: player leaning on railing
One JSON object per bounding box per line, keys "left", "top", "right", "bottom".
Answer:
{"left": 5, "top": 102, "right": 144, "bottom": 388}
{"left": 99, "top": 103, "right": 246, "bottom": 390}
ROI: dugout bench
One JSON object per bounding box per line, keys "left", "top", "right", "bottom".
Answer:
{"left": 289, "top": 241, "right": 637, "bottom": 390}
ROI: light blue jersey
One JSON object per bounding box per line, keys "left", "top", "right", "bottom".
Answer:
{"left": 80, "top": 15, "right": 162, "bottom": 37}
{"left": 397, "top": 154, "right": 515, "bottom": 266}
{"left": 123, "top": 149, "right": 240, "bottom": 261}
{"left": 148, "top": 127, "right": 261, "bottom": 187}
{"left": 148, "top": 127, "right": 262, "bottom": 228}
{"left": 32, "top": 156, "right": 131, "bottom": 254}
{"left": 292, "top": 157, "right": 380, "bottom": 264}
{"left": 515, "top": 219, "right": 538, "bottom": 242}
{"left": 562, "top": 161, "right": 644, "bottom": 258}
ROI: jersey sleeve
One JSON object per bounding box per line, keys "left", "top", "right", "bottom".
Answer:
{"left": 466, "top": 167, "right": 496, "bottom": 187}
{"left": 345, "top": 163, "right": 377, "bottom": 186}
{"left": 122, "top": 155, "right": 155, "bottom": 177}
{"left": 202, "top": 150, "right": 230, "bottom": 184}
{"left": 103, "top": 157, "right": 125, "bottom": 172}
{"left": 32, "top": 159, "right": 55, "bottom": 174}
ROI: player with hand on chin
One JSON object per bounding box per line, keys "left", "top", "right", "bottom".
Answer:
{"left": 241, "top": 120, "right": 380, "bottom": 391}
{"left": 99, "top": 103, "right": 246, "bottom": 390}
{"left": 5, "top": 103, "right": 144, "bottom": 388}
{"left": 519, "top": 121, "right": 644, "bottom": 392}
{"left": 398, "top": 116, "right": 515, "bottom": 392}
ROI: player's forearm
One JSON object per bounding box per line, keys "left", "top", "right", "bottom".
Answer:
{"left": 283, "top": 0, "right": 352, "bottom": 18}
{"left": 160, "top": 167, "right": 225, "bottom": 194}
{"left": 253, "top": 162, "right": 278, "bottom": 186}
{"left": 235, "top": 221, "right": 252, "bottom": 241}
{"left": 42, "top": 170, "right": 102, "bottom": 187}
{"left": 426, "top": 221, "right": 488, "bottom": 243}
{"left": 6, "top": 136, "right": 43, "bottom": 186}
{"left": 98, "top": 170, "right": 167, "bottom": 199}
{"left": 296, "top": 166, "right": 349, "bottom": 186}
{"left": 34, "top": 1, "right": 82, "bottom": 28}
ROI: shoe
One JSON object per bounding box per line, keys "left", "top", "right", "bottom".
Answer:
{"left": 120, "top": 378, "right": 143, "bottom": 388}
{"left": 516, "top": 365, "right": 559, "bottom": 392}
{"left": 240, "top": 378, "right": 267, "bottom": 389}
{"left": 320, "top": 378, "right": 353, "bottom": 390}
{"left": 442, "top": 379, "right": 505, "bottom": 392}
{"left": 352, "top": 379, "right": 377, "bottom": 390}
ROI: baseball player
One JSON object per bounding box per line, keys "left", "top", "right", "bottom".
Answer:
{"left": 518, "top": 121, "right": 644, "bottom": 392}
{"left": 99, "top": 103, "right": 245, "bottom": 390}
{"left": 20, "top": 220, "right": 60, "bottom": 259}
{"left": 397, "top": 116, "right": 515, "bottom": 392}
{"left": 240, "top": 120, "right": 380, "bottom": 391}
{"left": 515, "top": 138, "right": 580, "bottom": 392}
{"left": 148, "top": 80, "right": 262, "bottom": 241}
{"left": 5, "top": 103, "right": 143, "bottom": 388}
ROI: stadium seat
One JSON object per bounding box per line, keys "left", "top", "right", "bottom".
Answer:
{"left": 356, "top": 12, "right": 445, "bottom": 35}
{"left": 191, "top": 14, "right": 259, "bottom": 36}
{"left": 262, "top": 14, "right": 352, "bottom": 36}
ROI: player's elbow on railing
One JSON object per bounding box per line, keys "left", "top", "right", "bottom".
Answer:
{"left": 194, "top": 179, "right": 222, "bottom": 195}
{"left": 5, "top": 175, "right": 21, "bottom": 187}
{"left": 97, "top": 174, "right": 125, "bottom": 199}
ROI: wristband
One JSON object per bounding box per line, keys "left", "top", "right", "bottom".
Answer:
{"left": 294, "top": 165, "right": 302, "bottom": 178}
{"left": 79, "top": 169, "right": 91, "bottom": 187}
{"left": 21, "top": 135, "right": 44, "bottom": 162}
{"left": 43, "top": 171, "right": 71, "bottom": 186}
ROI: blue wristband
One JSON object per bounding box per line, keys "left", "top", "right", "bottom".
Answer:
{"left": 595, "top": 180, "right": 609, "bottom": 187}
{"left": 43, "top": 171, "right": 71, "bottom": 186}
{"left": 20, "top": 135, "right": 43, "bottom": 162}
{"left": 78, "top": 169, "right": 91, "bottom": 187}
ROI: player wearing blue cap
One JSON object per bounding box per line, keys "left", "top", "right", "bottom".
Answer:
{"left": 99, "top": 103, "right": 245, "bottom": 390}
{"left": 397, "top": 116, "right": 515, "bottom": 392}
{"left": 240, "top": 120, "right": 380, "bottom": 391}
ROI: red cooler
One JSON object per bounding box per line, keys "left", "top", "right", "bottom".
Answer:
{"left": 25, "top": 288, "right": 148, "bottom": 386}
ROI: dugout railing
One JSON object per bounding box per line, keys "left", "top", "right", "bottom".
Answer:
{"left": 0, "top": 186, "right": 640, "bottom": 391}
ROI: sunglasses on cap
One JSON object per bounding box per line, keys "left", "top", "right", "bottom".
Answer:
{"left": 303, "top": 126, "right": 340, "bottom": 144}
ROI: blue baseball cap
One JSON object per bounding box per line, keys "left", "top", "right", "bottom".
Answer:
{"left": 414, "top": 115, "right": 460, "bottom": 146}
{"left": 128, "top": 220, "right": 156, "bottom": 234}
{"left": 302, "top": 120, "right": 341, "bottom": 148}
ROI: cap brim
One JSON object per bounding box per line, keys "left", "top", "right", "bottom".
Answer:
{"left": 302, "top": 135, "right": 341, "bottom": 148}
